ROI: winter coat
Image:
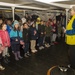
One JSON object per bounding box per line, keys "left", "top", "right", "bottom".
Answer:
{"left": 7, "top": 25, "right": 12, "bottom": 34}
{"left": 45, "top": 26, "right": 52, "bottom": 37}
{"left": 10, "top": 30, "right": 22, "bottom": 44}
{"left": 38, "top": 24, "right": 45, "bottom": 37}
{"left": 23, "top": 28, "right": 30, "bottom": 43}
{"left": 29, "top": 27, "right": 38, "bottom": 40}
{"left": 0, "top": 30, "right": 10, "bottom": 47}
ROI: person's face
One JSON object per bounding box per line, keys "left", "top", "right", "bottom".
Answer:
{"left": 33, "top": 24, "right": 35, "bottom": 27}
{"left": 7, "top": 20, "right": 12, "bottom": 25}
{"left": 41, "top": 21, "right": 44, "bottom": 25}
{"left": 54, "top": 20, "right": 56, "bottom": 24}
{"left": 50, "top": 22, "right": 53, "bottom": 25}
{"left": 14, "top": 24, "right": 19, "bottom": 29}
{"left": 70, "top": 8, "right": 75, "bottom": 16}
{"left": 2, "top": 24, "right": 7, "bottom": 30}
{"left": 24, "top": 24, "right": 28, "bottom": 29}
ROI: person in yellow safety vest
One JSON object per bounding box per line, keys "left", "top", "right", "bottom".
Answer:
{"left": 64, "top": 6, "right": 75, "bottom": 69}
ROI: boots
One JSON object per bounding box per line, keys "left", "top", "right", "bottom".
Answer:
{"left": 14, "top": 52, "right": 19, "bottom": 61}
{"left": 17, "top": 51, "right": 23, "bottom": 59}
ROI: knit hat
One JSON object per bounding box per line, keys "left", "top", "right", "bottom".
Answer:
{"left": 12, "top": 20, "right": 19, "bottom": 27}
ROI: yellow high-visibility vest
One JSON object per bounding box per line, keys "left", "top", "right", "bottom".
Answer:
{"left": 66, "top": 15, "right": 75, "bottom": 45}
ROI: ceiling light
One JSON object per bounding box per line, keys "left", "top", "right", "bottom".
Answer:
{"left": 35, "top": 0, "right": 69, "bottom": 3}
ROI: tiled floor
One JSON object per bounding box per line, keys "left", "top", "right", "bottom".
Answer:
{"left": 0, "top": 41, "right": 75, "bottom": 75}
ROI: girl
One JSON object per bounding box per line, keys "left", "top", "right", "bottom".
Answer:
{"left": 10, "top": 20, "right": 23, "bottom": 61}
{"left": 0, "top": 23, "right": 10, "bottom": 70}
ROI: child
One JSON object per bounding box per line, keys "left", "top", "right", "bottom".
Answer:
{"left": 0, "top": 23, "right": 10, "bottom": 70}
{"left": 10, "top": 20, "right": 23, "bottom": 60}
{"left": 30, "top": 23, "right": 38, "bottom": 53}
{"left": 23, "top": 23, "right": 30, "bottom": 57}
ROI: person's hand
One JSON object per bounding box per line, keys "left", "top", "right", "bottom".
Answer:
{"left": 34, "top": 30, "right": 37, "bottom": 35}
{"left": 20, "top": 41, "right": 24, "bottom": 45}
{"left": 63, "top": 27, "right": 66, "bottom": 33}
{"left": 64, "top": 29, "right": 66, "bottom": 33}
{"left": 41, "top": 32, "right": 43, "bottom": 34}
{"left": 16, "top": 39, "right": 18, "bottom": 41}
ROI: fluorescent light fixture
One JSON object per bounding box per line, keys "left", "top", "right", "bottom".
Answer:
{"left": 35, "top": 0, "right": 69, "bottom": 3}
{"left": 16, "top": 6, "right": 47, "bottom": 10}
{"left": 0, "top": 2, "right": 19, "bottom": 7}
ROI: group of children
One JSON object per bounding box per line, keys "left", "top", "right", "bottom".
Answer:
{"left": 0, "top": 16, "right": 63, "bottom": 71}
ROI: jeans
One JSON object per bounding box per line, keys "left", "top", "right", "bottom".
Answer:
{"left": 24, "top": 43, "right": 29, "bottom": 53}
{"left": 38, "top": 37, "right": 44, "bottom": 46}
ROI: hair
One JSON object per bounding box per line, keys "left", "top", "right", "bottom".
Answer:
{"left": 23, "top": 22, "right": 28, "bottom": 26}
{"left": 40, "top": 20, "right": 43, "bottom": 22}
{"left": 0, "top": 23, "right": 6, "bottom": 30}
{"left": 13, "top": 24, "right": 20, "bottom": 31}
{"left": 71, "top": 6, "right": 75, "bottom": 11}
{"left": 31, "top": 23, "right": 36, "bottom": 27}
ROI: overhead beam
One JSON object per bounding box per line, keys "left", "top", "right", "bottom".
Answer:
{"left": 0, "top": 2, "right": 47, "bottom": 10}
{"left": 48, "top": 3, "right": 70, "bottom": 8}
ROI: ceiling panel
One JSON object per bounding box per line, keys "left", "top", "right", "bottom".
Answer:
{"left": 55, "top": 1, "right": 75, "bottom": 5}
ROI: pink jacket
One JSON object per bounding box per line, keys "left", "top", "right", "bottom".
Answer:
{"left": 0, "top": 30, "right": 10, "bottom": 47}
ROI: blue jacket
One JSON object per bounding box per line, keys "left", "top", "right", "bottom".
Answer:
{"left": 10, "top": 30, "right": 22, "bottom": 44}
{"left": 66, "top": 19, "right": 75, "bottom": 35}
{"left": 7, "top": 25, "right": 12, "bottom": 34}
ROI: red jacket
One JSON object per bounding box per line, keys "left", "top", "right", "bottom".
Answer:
{"left": 0, "top": 30, "right": 10, "bottom": 47}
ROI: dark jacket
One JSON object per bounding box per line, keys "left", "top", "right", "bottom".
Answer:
{"left": 29, "top": 27, "right": 38, "bottom": 40}
{"left": 38, "top": 24, "right": 45, "bottom": 37}
{"left": 23, "top": 28, "right": 30, "bottom": 43}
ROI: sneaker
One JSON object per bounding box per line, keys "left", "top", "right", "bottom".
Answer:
{"left": 26, "top": 52, "right": 31, "bottom": 56}
{"left": 39, "top": 47, "right": 43, "bottom": 50}
{"left": 18, "top": 56, "right": 23, "bottom": 59}
{"left": 31, "top": 50, "right": 36, "bottom": 53}
{"left": 24, "top": 53, "right": 29, "bottom": 57}
{"left": 45, "top": 44, "right": 50, "bottom": 48}
{"left": 58, "top": 66, "right": 68, "bottom": 72}
{"left": 41, "top": 46, "right": 44, "bottom": 49}
{"left": 7, "top": 53, "right": 10, "bottom": 57}
{"left": 0, "top": 65, "right": 5, "bottom": 70}
{"left": 68, "top": 64, "right": 70, "bottom": 68}
{"left": 34, "top": 50, "right": 38, "bottom": 52}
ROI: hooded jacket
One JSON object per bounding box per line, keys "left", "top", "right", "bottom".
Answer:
{"left": 10, "top": 20, "right": 22, "bottom": 44}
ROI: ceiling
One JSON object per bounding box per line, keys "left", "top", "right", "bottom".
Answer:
{"left": 0, "top": 0, "right": 75, "bottom": 11}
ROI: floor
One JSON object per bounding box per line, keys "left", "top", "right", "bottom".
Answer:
{"left": 0, "top": 40, "right": 74, "bottom": 75}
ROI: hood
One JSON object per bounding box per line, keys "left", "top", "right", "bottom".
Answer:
{"left": 12, "top": 20, "right": 19, "bottom": 27}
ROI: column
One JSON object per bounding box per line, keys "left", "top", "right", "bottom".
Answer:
{"left": 65, "top": 9, "right": 69, "bottom": 25}
{"left": 23, "top": 10, "right": 25, "bottom": 16}
{"left": 11, "top": 7, "right": 15, "bottom": 21}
